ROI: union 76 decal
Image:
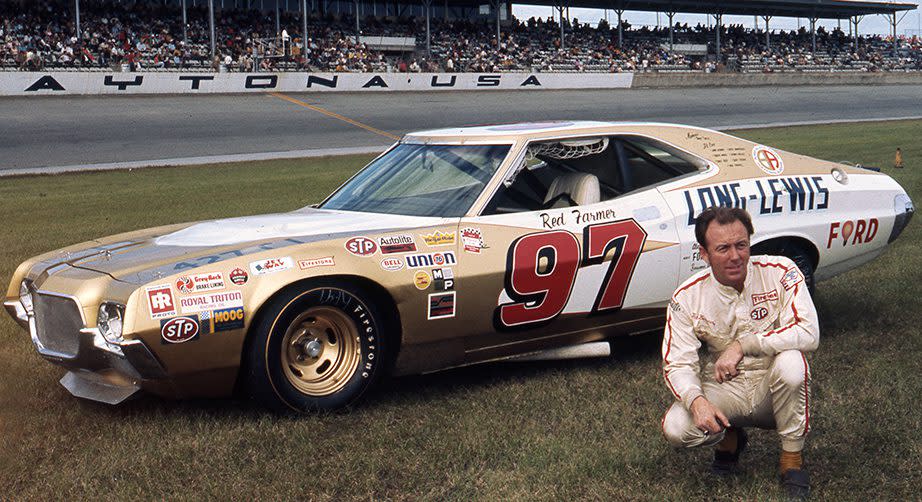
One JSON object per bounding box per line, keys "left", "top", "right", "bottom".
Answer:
{"left": 496, "top": 219, "right": 647, "bottom": 328}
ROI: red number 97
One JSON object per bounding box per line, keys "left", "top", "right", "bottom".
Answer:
{"left": 497, "top": 220, "right": 647, "bottom": 328}
{"left": 499, "top": 230, "right": 580, "bottom": 327}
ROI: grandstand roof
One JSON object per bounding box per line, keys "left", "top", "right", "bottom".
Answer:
{"left": 513, "top": 0, "right": 916, "bottom": 19}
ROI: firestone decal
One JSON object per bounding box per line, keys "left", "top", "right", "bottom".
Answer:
{"left": 298, "top": 256, "right": 335, "bottom": 269}
{"left": 751, "top": 290, "right": 779, "bottom": 306}
{"left": 146, "top": 284, "right": 177, "bottom": 319}
{"left": 752, "top": 145, "right": 784, "bottom": 175}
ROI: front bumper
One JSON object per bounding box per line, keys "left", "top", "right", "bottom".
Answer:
{"left": 5, "top": 290, "right": 167, "bottom": 404}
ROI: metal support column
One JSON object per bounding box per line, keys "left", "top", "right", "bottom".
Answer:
{"left": 75, "top": 0, "right": 81, "bottom": 41}
{"left": 810, "top": 17, "right": 817, "bottom": 54}
{"left": 667, "top": 11, "right": 675, "bottom": 50}
{"left": 713, "top": 13, "right": 722, "bottom": 63}
{"left": 616, "top": 9, "right": 623, "bottom": 48}
{"left": 423, "top": 0, "right": 431, "bottom": 55}
{"left": 762, "top": 15, "right": 771, "bottom": 49}
{"left": 355, "top": 0, "right": 360, "bottom": 43}
{"left": 182, "top": 0, "right": 188, "bottom": 45}
{"left": 302, "top": 0, "right": 308, "bottom": 65}
{"left": 208, "top": 0, "right": 215, "bottom": 60}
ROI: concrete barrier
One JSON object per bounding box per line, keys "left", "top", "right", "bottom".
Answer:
{"left": 632, "top": 71, "right": 922, "bottom": 88}
{"left": 0, "top": 71, "right": 634, "bottom": 96}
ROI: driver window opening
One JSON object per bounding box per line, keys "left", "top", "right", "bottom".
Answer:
{"left": 482, "top": 135, "right": 705, "bottom": 215}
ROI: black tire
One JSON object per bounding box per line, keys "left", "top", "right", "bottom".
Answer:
{"left": 246, "top": 281, "right": 387, "bottom": 413}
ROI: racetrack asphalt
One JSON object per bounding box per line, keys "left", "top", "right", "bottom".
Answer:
{"left": 2, "top": 84, "right": 921, "bottom": 174}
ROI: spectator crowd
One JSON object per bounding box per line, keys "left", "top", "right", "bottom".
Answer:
{"left": 3, "top": 0, "right": 921, "bottom": 73}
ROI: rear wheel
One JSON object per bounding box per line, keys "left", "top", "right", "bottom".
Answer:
{"left": 247, "top": 282, "right": 386, "bottom": 413}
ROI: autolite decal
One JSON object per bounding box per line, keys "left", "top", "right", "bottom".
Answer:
{"left": 379, "top": 234, "right": 417, "bottom": 254}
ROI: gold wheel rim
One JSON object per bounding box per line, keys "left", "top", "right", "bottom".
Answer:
{"left": 281, "top": 306, "right": 361, "bottom": 397}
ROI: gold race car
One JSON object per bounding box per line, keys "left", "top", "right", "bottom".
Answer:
{"left": 5, "top": 122, "right": 914, "bottom": 412}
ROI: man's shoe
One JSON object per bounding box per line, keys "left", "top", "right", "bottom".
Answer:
{"left": 781, "top": 468, "right": 810, "bottom": 500}
{"left": 711, "top": 427, "right": 748, "bottom": 475}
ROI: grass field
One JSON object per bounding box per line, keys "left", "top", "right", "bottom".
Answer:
{"left": 1, "top": 120, "right": 920, "bottom": 500}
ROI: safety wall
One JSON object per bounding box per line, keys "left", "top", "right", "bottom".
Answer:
{"left": 0, "top": 72, "right": 635, "bottom": 96}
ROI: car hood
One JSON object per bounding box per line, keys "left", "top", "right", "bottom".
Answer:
{"left": 68, "top": 208, "right": 451, "bottom": 284}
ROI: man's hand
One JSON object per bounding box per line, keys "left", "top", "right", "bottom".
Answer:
{"left": 715, "top": 340, "right": 744, "bottom": 383}
{"left": 690, "top": 396, "right": 731, "bottom": 435}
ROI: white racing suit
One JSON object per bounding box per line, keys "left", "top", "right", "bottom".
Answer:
{"left": 661, "top": 255, "right": 819, "bottom": 452}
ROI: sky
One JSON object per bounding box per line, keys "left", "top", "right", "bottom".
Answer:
{"left": 512, "top": 1, "right": 922, "bottom": 36}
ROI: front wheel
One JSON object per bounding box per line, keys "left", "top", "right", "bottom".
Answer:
{"left": 246, "top": 283, "right": 387, "bottom": 413}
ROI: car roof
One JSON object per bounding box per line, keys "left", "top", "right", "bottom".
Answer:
{"left": 403, "top": 121, "right": 712, "bottom": 143}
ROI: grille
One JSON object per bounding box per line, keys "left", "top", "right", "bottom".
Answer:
{"left": 33, "top": 293, "right": 84, "bottom": 357}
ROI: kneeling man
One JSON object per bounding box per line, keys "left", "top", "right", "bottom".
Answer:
{"left": 661, "top": 206, "right": 818, "bottom": 499}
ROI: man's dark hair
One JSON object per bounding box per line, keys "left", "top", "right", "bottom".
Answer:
{"left": 695, "top": 206, "right": 754, "bottom": 248}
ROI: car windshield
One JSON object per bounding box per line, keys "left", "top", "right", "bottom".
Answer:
{"left": 320, "top": 143, "right": 511, "bottom": 217}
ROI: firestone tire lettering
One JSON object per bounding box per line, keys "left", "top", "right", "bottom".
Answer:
{"left": 244, "top": 281, "right": 387, "bottom": 413}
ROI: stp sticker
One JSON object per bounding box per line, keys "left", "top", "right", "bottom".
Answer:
{"left": 344, "top": 236, "right": 377, "bottom": 256}
{"left": 750, "top": 307, "right": 769, "bottom": 321}
{"left": 428, "top": 292, "right": 456, "bottom": 320}
{"left": 229, "top": 267, "right": 248, "bottom": 285}
{"left": 175, "top": 272, "right": 225, "bottom": 294}
{"left": 379, "top": 234, "right": 417, "bottom": 254}
{"left": 420, "top": 231, "right": 455, "bottom": 247}
{"left": 250, "top": 256, "right": 293, "bottom": 276}
{"left": 160, "top": 316, "right": 200, "bottom": 344}
{"left": 381, "top": 257, "right": 405, "bottom": 271}
{"left": 146, "top": 284, "right": 176, "bottom": 319}
{"left": 461, "top": 227, "right": 485, "bottom": 254}
{"left": 299, "top": 256, "right": 335, "bottom": 269}
{"left": 752, "top": 145, "right": 784, "bottom": 175}
{"left": 414, "top": 270, "right": 432, "bottom": 290}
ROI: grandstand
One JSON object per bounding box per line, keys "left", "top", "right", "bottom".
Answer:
{"left": 1, "top": 0, "right": 919, "bottom": 73}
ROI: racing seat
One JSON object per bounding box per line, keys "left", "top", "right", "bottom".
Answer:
{"left": 543, "top": 172, "right": 601, "bottom": 207}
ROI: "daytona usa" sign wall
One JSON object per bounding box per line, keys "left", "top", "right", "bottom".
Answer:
{"left": 2, "top": 72, "right": 634, "bottom": 96}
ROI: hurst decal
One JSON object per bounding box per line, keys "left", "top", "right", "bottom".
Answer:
{"left": 495, "top": 219, "right": 647, "bottom": 328}
{"left": 827, "top": 218, "right": 879, "bottom": 248}
{"left": 683, "top": 176, "right": 829, "bottom": 225}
